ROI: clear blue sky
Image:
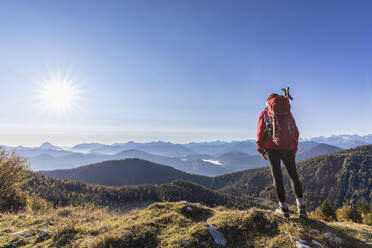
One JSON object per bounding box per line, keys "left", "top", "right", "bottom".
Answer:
{"left": 0, "top": 0, "right": 371, "bottom": 146}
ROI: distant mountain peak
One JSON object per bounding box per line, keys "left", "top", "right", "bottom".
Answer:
{"left": 40, "top": 142, "right": 61, "bottom": 150}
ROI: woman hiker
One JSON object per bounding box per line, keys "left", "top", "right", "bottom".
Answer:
{"left": 256, "top": 91, "right": 307, "bottom": 219}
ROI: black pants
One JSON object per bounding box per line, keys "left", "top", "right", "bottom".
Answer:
{"left": 266, "top": 149, "right": 303, "bottom": 203}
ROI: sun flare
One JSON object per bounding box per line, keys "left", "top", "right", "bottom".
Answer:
{"left": 37, "top": 72, "right": 81, "bottom": 114}
{"left": 42, "top": 82, "right": 75, "bottom": 109}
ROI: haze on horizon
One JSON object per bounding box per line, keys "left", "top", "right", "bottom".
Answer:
{"left": 1, "top": 0, "right": 372, "bottom": 146}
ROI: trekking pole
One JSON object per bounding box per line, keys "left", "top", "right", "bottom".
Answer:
{"left": 281, "top": 87, "right": 293, "bottom": 100}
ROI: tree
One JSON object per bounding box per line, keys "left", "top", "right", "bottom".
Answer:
{"left": 316, "top": 200, "right": 336, "bottom": 221}
{"left": 336, "top": 205, "right": 361, "bottom": 223}
{"left": 357, "top": 198, "right": 370, "bottom": 215}
{"left": 0, "top": 148, "right": 30, "bottom": 212}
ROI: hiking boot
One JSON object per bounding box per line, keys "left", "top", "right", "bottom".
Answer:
{"left": 298, "top": 206, "right": 308, "bottom": 219}
{"left": 275, "top": 207, "right": 290, "bottom": 219}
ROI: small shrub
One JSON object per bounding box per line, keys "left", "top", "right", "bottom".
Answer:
{"left": 27, "top": 193, "right": 53, "bottom": 213}
{"left": 248, "top": 210, "right": 271, "bottom": 233}
{"left": 362, "top": 211, "right": 372, "bottom": 226}
{"left": 357, "top": 198, "right": 370, "bottom": 215}
{"left": 53, "top": 224, "right": 80, "bottom": 247}
{"left": 336, "top": 205, "right": 362, "bottom": 223}
{"left": 0, "top": 190, "right": 27, "bottom": 213}
{"left": 270, "top": 234, "right": 294, "bottom": 248}
{"left": 313, "top": 200, "right": 336, "bottom": 221}
{"left": 56, "top": 208, "right": 73, "bottom": 217}
{"left": 179, "top": 205, "right": 213, "bottom": 221}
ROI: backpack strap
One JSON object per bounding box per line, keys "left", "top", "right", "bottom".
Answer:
{"left": 289, "top": 112, "right": 296, "bottom": 141}
{"left": 263, "top": 112, "right": 273, "bottom": 139}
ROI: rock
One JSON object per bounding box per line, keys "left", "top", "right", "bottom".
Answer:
{"left": 311, "top": 229, "right": 320, "bottom": 234}
{"left": 208, "top": 225, "right": 227, "bottom": 247}
{"left": 3, "top": 244, "right": 17, "bottom": 248}
{"left": 312, "top": 239, "right": 322, "bottom": 247}
{"left": 35, "top": 230, "right": 50, "bottom": 243}
{"left": 325, "top": 232, "right": 335, "bottom": 240}
{"left": 290, "top": 235, "right": 307, "bottom": 244}
{"left": 325, "top": 232, "right": 342, "bottom": 245}
{"left": 334, "top": 236, "right": 343, "bottom": 245}
{"left": 186, "top": 207, "right": 192, "bottom": 212}
{"left": 289, "top": 234, "right": 310, "bottom": 248}
{"left": 11, "top": 229, "right": 27, "bottom": 235}
{"left": 295, "top": 242, "right": 311, "bottom": 248}
{"left": 22, "top": 233, "right": 33, "bottom": 238}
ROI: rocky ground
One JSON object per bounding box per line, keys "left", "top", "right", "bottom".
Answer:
{"left": 1, "top": 201, "right": 371, "bottom": 248}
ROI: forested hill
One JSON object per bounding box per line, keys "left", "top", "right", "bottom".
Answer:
{"left": 211, "top": 145, "right": 372, "bottom": 210}
{"left": 24, "top": 172, "right": 270, "bottom": 210}
{"left": 40, "top": 158, "right": 211, "bottom": 186}
{"left": 31, "top": 145, "right": 371, "bottom": 211}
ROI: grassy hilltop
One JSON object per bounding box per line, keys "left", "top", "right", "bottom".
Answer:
{"left": 1, "top": 146, "right": 372, "bottom": 247}
{"left": 1, "top": 201, "right": 371, "bottom": 248}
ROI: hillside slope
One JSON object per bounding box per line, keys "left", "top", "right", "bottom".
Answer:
{"left": 39, "top": 145, "right": 372, "bottom": 210}
{"left": 24, "top": 172, "right": 269, "bottom": 210}
{"left": 211, "top": 145, "right": 372, "bottom": 210}
{"left": 40, "top": 158, "right": 213, "bottom": 186}
{"left": 296, "top": 143, "right": 343, "bottom": 161}
{"left": 1, "top": 201, "right": 371, "bottom": 248}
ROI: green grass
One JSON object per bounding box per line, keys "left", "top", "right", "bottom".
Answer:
{"left": 0, "top": 201, "right": 371, "bottom": 247}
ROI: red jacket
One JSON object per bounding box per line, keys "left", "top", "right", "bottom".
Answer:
{"left": 256, "top": 108, "right": 299, "bottom": 153}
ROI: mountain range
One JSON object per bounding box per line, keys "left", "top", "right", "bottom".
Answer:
{"left": 301, "top": 134, "right": 372, "bottom": 149}
{"left": 3, "top": 134, "right": 371, "bottom": 176}
{"left": 39, "top": 144, "right": 372, "bottom": 210}
{"left": 13, "top": 143, "right": 341, "bottom": 176}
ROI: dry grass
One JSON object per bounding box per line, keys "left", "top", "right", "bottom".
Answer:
{"left": 0, "top": 201, "right": 371, "bottom": 248}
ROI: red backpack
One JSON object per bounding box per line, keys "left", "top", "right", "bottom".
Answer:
{"left": 263, "top": 96, "right": 296, "bottom": 149}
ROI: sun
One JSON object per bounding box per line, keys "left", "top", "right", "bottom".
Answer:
{"left": 42, "top": 82, "right": 75, "bottom": 110}
{"left": 37, "top": 72, "right": 81, "bottom": 114}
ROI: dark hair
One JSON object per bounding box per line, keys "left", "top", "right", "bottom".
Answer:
{"left": 267, "top": 93, "right": 279, "bottom": 101}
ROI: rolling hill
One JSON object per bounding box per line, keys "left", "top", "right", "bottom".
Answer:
{"left": 38, "top": 145, "right": 372, "bottom": 211}
{"left": 24, "top": 172, "right": 269, "bottom": 210}
{"left": 295, "top": 143, "right": 343, "bottom": 161}
{"left": 216, "top": 151, "right": 266, "bottom": 171}
{"left": 71, "top": 143, "right": 105, "bottom": 153}
{"left": 40, "top": 158, "right": 212, "bottom": 186}
{"left": 211, "top": 145, "right": 372, "bottom": 210}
